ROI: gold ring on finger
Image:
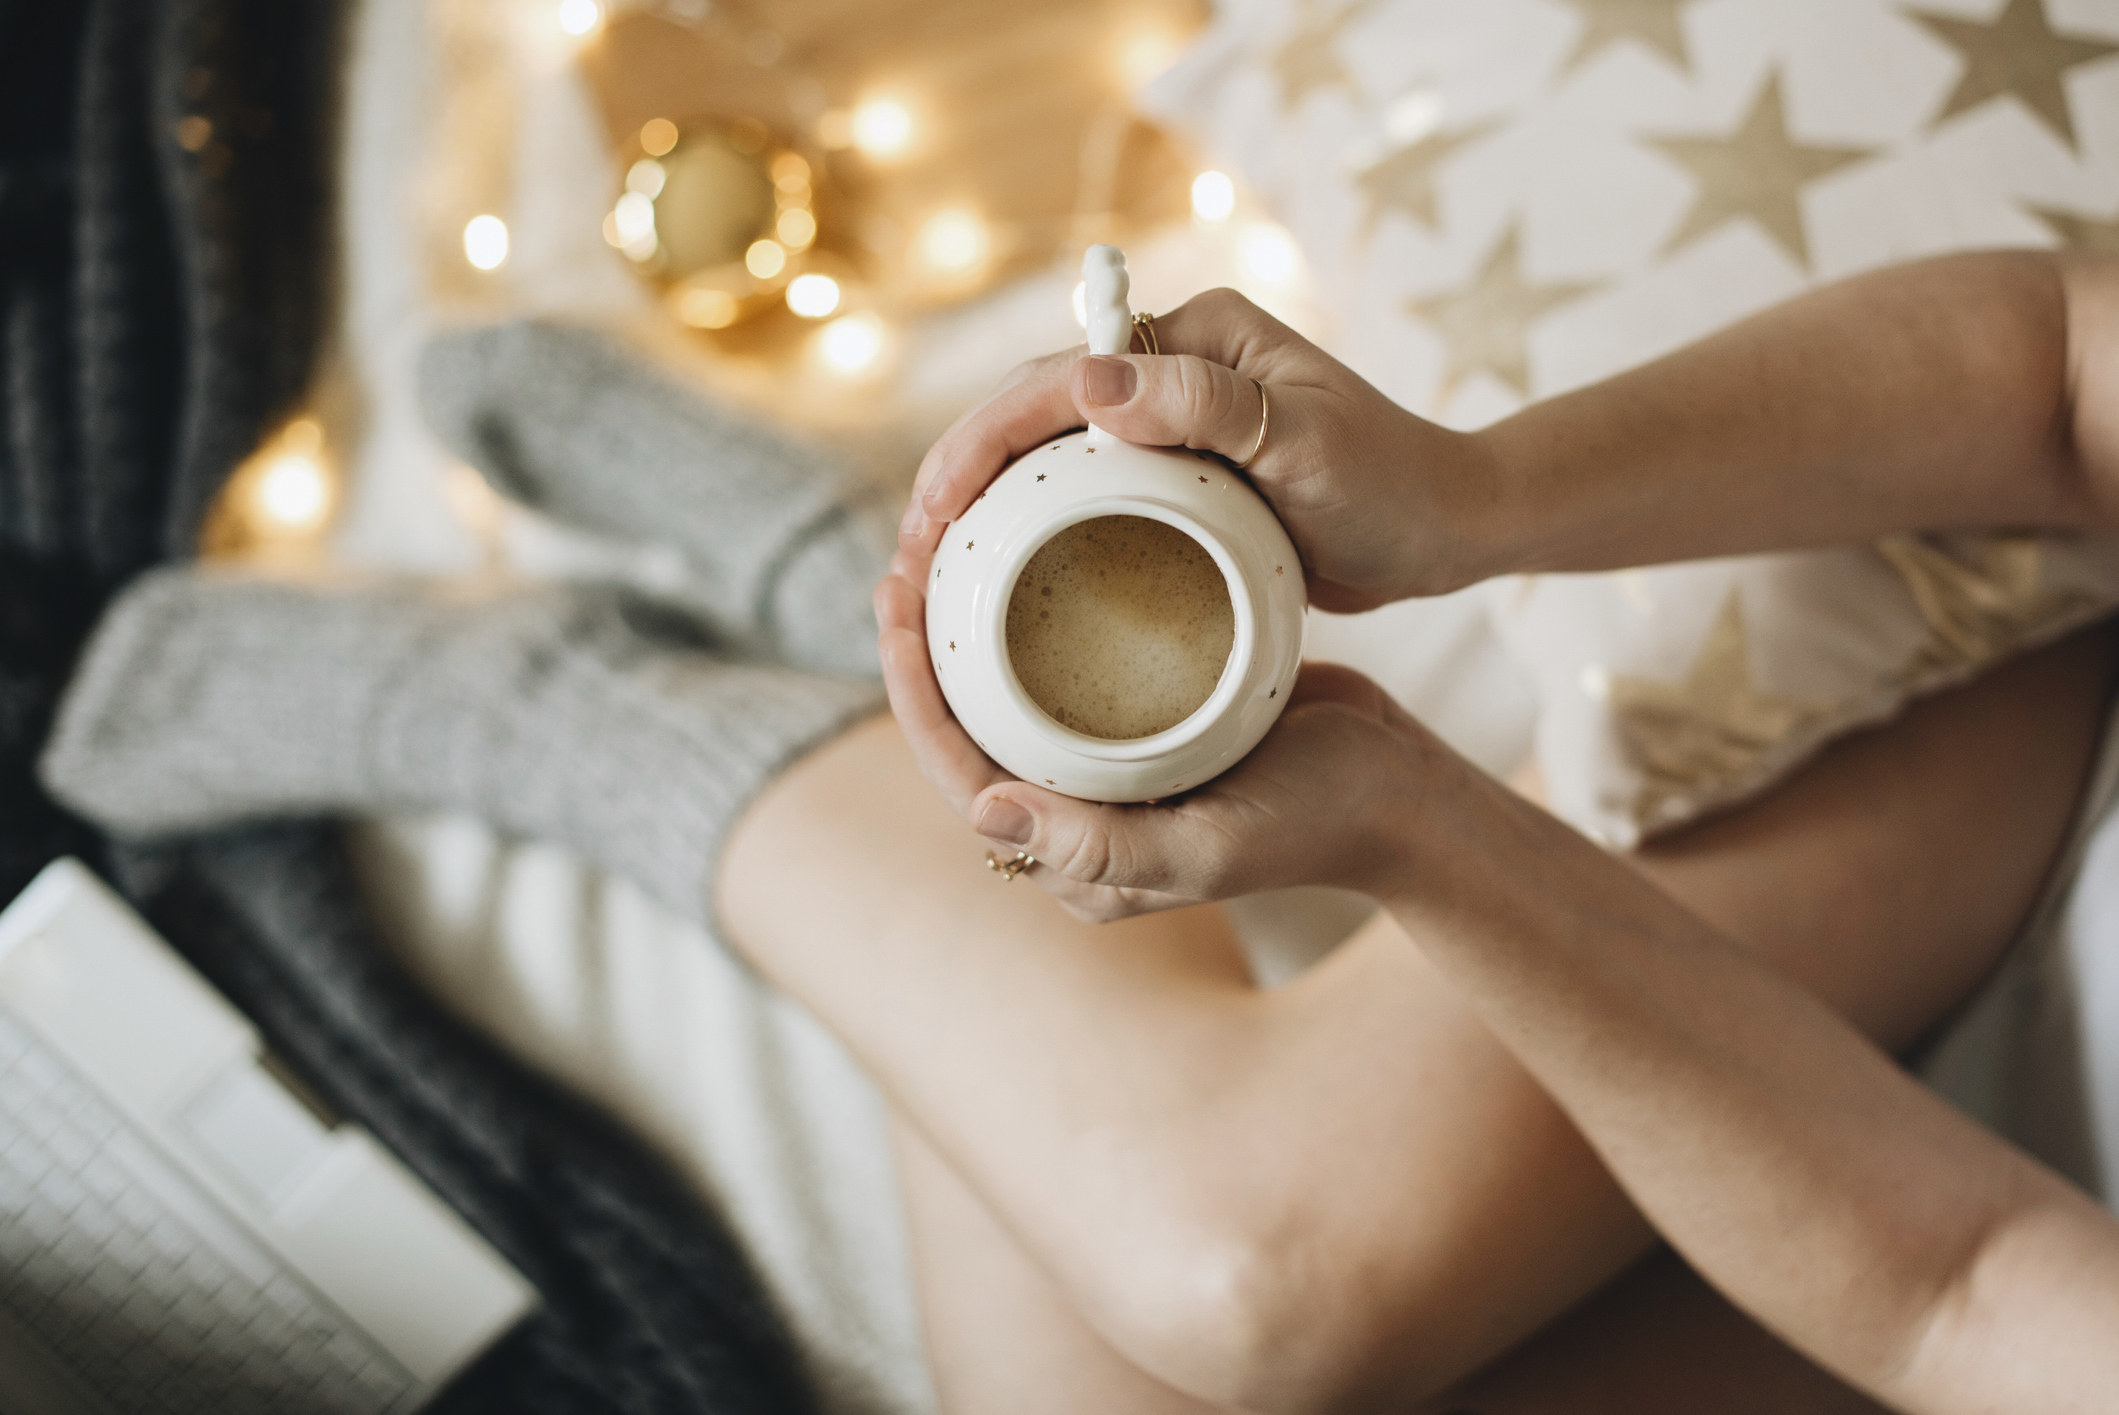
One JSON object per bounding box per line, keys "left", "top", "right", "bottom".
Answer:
{"left": 1234, "top": 379, "right": 1270, "bottom": 469}
{"left": 1131, "top": 311, "right": 1159, "bottom": 356}
{"left": 986, "top": 850, "right": 1036, "bottom": 882}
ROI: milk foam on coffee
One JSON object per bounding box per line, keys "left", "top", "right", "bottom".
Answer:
{"left": 1005, "top": 515, "right": 1235, "bottom": 740}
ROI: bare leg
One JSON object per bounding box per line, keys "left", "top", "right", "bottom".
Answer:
{"left": 895, "top": 1119, "right": 1234, "bottom": 1414}
{"left": 718, "top": 623, "right": 2117, "bottom": 1409}
{"left": 1423, "top": 1249, "right": 1891, "bottom": 1415}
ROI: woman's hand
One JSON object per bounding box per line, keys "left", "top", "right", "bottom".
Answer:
{"left": 874, "top": 573, "right": 1438, "bottom": 921}
{"left": 894, "top": 288, "right": 1503, "bottom": 611}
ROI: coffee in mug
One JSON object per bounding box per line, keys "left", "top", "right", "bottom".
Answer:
{"left": 1005, "top": 515, "right": 1236, "bottom": 740}
{"left": 922, "top": 243, "right": 1305, "bottom": 802}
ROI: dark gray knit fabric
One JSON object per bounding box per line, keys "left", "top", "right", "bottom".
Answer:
{"left": 42, "top": 567, "right": 883, "bottom": 924}
{"left": 115, "top": 823, "right": 819, "bottom": 1415}
{"left": 420, "top": 320, "right": 894, "bottom": 677}
{"left": 2, "top": 1, "right": 830, "bottom": 1409}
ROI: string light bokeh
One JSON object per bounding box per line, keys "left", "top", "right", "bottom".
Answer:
{"left": 556, "top": 0, "right": 601, "bottom": 38}
{"left": 462, "top": 214, "right": 509, "bottom": 270}
{"left": 463, "top": 0, "right": 1295, "bottom": 402}
{"left": 200, "top": 415, "right": 339, "bottom": 559}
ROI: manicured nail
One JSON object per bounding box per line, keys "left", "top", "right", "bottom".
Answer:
{"left": 899, "top": 500, "right": 925, "bottom": 536}
{"left": 978, "top": 798, "right": 1034, "bottom": 846}
{"left": 1082, "top": 356, "right": 1138, "bottom": 407}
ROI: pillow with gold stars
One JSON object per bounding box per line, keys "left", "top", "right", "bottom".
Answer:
{"left": 1146, "top": 0, "right": 2119, "bottom": 845}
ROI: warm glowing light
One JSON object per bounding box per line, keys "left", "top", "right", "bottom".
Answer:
{"left": 639, "top": 118, "right": 680, "bottom": 157}
{"left": 915, "top": 209, "right": 989, "bottom": 272}
{"left": 1192, "top": 170, "right": 1236, "bottom": 223}
{"left": 612, "top": 192, "right": 657, "bottom": 261}
{"left": 613, "top": 193, "right": 654, "bottom": 242}
{"left": 850, "top": 99, "right": 913, "bottom": 157}
{"left": 463, "top": 214, "right": 509, "bottom": 270}
{"left": 557, "top": 0, "right": 601, "bottom": 37}
{"left": 1119, "top": 29, "right": 1184, "bottom": 88}
{"left": 776, "top": 207, "right": 817, "bottom": 249}
{"left": 253, "top": 422, "right": 331, "bottom": 532}
{"left": 786, "top": 273, "right": 841, "bottom": 318}
{"left": 770, "top": 152, "right": 811, "bottom": 192}
{"left": 1072, "top": 281, "right": 1088, "bottom": 328}
{"left": 626, "top": 159, "right": 666, "bottom": 198}
{"left": 282, "top": 418, "right": 323, "bottom": 456}
{"left": 678, "top": 287, "right": 739, "bottom": 329}
{"left": 818, "top": 312, "right": 885, "bottom": 375}
{"left": 1239, "top": 222, "right": 1301, "bottom": 286}
{"left": 745, "top": 238, "right": 787, "bottom": 279}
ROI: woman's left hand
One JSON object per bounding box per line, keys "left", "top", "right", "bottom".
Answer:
{"left": 874, "top": 573, "right": 1435, "bottom": 921}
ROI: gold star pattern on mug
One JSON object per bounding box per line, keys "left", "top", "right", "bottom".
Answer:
{"left": 1404, "top": 225, "right": 1595, "bottom": 400}
{"left": 1649, "top": 73, "right": 1869, "bottom": 270}
{"left": 1604, "top": 590, "right": 1833, "bottom": 832}
{"left": 1355, "top": 120, "right": 1501, "bottom": 235}
{"left": 1566, "top": 0, "right": 1693, "bottom": 74}
{"left": 1911, "top": 0, "right": 2119, "bottom": 152}
{"left": 1271, "top": 0, "right": 1374, "bottom": 113}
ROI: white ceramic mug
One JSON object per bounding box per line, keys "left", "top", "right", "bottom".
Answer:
{"left": 924, "top": 247, "right": 1306, "bottom": 803}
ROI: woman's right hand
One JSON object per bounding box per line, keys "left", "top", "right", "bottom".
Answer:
{"left": 895, "top": 288, "right": 1506, "bottom": 612}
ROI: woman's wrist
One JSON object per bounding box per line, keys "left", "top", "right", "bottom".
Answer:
{"left": 1360, "top": 717, "right": 1587, "bottom": 941}
{"left": 1358, "top": 715, "right": 1504, "bottom": 910}
{"left": 1459, "top": 409, "right": 1602, "bottom": 583}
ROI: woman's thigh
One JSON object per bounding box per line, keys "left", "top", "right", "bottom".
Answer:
{"left": 719, "top": 622, "right": 2118, "bottom": 1407}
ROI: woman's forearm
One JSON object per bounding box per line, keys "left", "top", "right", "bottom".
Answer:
{"left": 1473, "top": 252, "right": 2117, "bottom": 576}
{"left": 1374, "top": 739, "right": 2119, "bottom": 1414}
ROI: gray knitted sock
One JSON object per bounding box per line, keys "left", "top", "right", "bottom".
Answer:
{"left": 418, "top": 320, "right": 893, "bottom": 677}
{"left": 40, "top": 568, "right": 884, "bottom": 923}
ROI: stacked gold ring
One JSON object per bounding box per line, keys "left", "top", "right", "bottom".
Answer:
{"left": 1131, "top": 311, "right": 1159, "bottom": 356}
{"left": 986, "top": 850, "right": 1036, "bottom": 882}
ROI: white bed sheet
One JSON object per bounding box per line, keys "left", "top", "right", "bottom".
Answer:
{"left": 321, "top": 5, "right": 2119, "bottom": 1412}
{"left": 342, "top": 587, "right": 1530, "bottom": 1415}
{"left": 323, "top": 3, "right": 1537, "bottom": 1410}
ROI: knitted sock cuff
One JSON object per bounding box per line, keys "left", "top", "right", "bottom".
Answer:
{"left": 42, "top": 569, "right": 886, "bottom": 927}
{"left": 416, "top": 320, "right": 895, "bottom": 673}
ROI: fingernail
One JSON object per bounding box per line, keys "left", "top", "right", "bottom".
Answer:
{"left": 978, "top": 798, "right": 1034, "bottom": 846}
{"left": 1082, "top": 356, "right": 1137, "bottom": 407}
{"left": 899, "top": 501, "right": 925, "bottom": 536}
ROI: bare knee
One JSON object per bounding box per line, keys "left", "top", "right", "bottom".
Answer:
{"left": 1059, "top": 1151, "right": 1516, "bottom": 1414}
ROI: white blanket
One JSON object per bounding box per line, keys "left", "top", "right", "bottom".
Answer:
{"left": 319, "top": 5, "right": 2114, "bottom": 1411}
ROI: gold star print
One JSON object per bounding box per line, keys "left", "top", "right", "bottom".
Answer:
{"left": 1355, "top": 121, "right": 1501, "bottom": 234}
{"left": 1272, "top": 0, "right": 1373, "bottom": 113}
{"left": 1911, "top": 0, "right": 2119, "bottom": 152}
{"left": 1566, "top": 0, "right": 1693, "bottom": 73}
{"left": 2028, "top": 203, "right": 2119, "bottom": 253}
{"left": 1877, "top": 532, "right": 2097, "bottom": 675}
{"left": 1649, "top": 74, "right": 1868, "bottom": 269}
{"left": 1405, "top": 225, "right": 1595, "bottom": 399}
{"left": 1036, "top": 473, "right": 1047, "bottom": 481}
{"left": 1605, "top": 590, "right": 1833, "bottom": 832}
